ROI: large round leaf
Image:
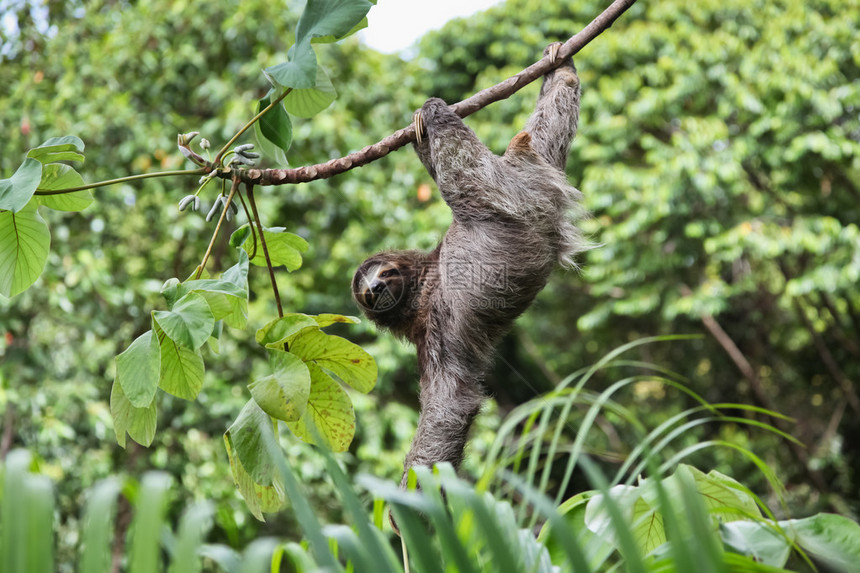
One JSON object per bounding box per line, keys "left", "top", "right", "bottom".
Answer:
{"left": 152, "top": 291, "right": 215, "bottom": 350}
{"left": 285, "top": 363, "right": 355, "bottom": 452}
{"left": 0, "top": 202, "right": 50, "bottom": 298}
{"left": 34, "top": 164, "right": 93, "bottom": 212}
{"left": 289, "top": 328, "right": 377, "bottom": 393}
{"left": 154, "top": 323, "right": 204, "bottom": 401}
{"left": 248, "top": 350, "right": 311, "bottom": 422}
{"left": 115, "top": 330, "right": 160, "bottom": 408}
{"left": 0, "top": 158, "right": 42, "bottom": 212}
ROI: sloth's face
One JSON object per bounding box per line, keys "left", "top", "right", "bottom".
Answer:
{"left": 352, "top": 260, "right": 405, "bottom": 313}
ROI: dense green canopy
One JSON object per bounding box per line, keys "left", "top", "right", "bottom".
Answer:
{"left": 0, "top": 0, "right": 857, "bottom": 561}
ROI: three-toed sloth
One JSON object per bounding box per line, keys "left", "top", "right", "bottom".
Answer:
{"left": 353, "top": 44, "right": 586, "bottom": 488}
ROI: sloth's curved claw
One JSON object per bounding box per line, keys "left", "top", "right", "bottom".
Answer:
{"left": 413, "top": 109, "right": 425, "bottom": 145}
{"left": 546, "top": 42, "right": 560, "bottom": 65}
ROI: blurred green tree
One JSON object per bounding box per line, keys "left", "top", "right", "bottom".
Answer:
{"left": 1, "top": 4, "right": 858, "bottom": 565}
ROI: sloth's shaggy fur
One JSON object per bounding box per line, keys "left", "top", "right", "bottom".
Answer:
{"left": 352, "top": 46, "right": 586, "bottom": 487}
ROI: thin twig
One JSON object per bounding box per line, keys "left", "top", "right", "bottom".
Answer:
{"left": 245, "top": 183, "right": 284, "bottom": 320}
{"left": 224, "top": 0, "right": 639, "bottom": 187}
{"left": 34, "top": 168, "right": 207, "bottom": 195}
{"left": 194, "top": 178, "right": 239, "bottom": 279}
{"left": 680, "top": 285, "right": 830, "bottom": 494}
{"left": 236, "top": 191, "right": 259, "bottom": 260}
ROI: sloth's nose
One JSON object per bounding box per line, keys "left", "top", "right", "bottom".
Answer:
{"left": 370, "top": 280, "right": 385, "bottom": 294}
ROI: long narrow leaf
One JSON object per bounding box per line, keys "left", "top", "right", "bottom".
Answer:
{"left": 25, "top": 473, "right": 55, "bottom": 573}
{"left": 128, "top": 473, "right": 173, "bottom": 573}
{"left": 79, "top": 478, "right": 121, "bottom": 573}
{"left": 169, "top": 502, "right": 214, "bottom": 573}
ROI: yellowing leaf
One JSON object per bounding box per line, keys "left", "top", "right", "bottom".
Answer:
{"left": 289, "top": 329, "right": 377, "bottom": 393}
{"left": 286, "top": 363, "right": 355, "bottom": 452}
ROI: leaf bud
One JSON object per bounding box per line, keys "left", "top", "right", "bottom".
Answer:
{"left": 177, "top": 131, "right": 200, "bottom": 146}
{"left": 178, "top": 195, "right": 201, "bottom": 212}
{"left": 206, "top": 197, "right": 223, "bottom": 222}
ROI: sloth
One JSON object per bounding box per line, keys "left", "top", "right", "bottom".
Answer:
{"left": 352, "top": 44, "right": 585, "bottom": 488}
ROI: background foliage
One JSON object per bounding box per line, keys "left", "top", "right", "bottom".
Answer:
{"left": 1, "top": 0, "right": 858, "bottom": 567}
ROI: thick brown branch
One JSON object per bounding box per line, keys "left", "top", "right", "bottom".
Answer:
{"left": 229, "top": 0, "right": 638, "bottom": 187}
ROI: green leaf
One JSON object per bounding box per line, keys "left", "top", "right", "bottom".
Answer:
{"left": 0, "top": 202, "right": 50, "bottom": 298}
{"left": 240, "top": 226, "right": 308, "bottom": 270}
{"left": 257, "top": 91, "right": 293, "bottom": 154}
{"left": 719, "top": 521, "right": 791, "bottom": 567}
{"left": 0, "top": 158, "right": 42, "bottom": 212}
{"left": 541, "top": 491, "right": 613, "bottom": 569}
{"left": 224, "top": 430, "right": 285, "bottom": 521}
{"left": 160, "top": 277, "right": 183, "bottom": 309}
{"left": 222, "top": 249, "right": 250, "bottom": 289}
{"left": 110, "top": 380, "right": 157, "bottom": 448}
{"left": 296, "top": 0, "right": 373, "bottom": 46}
{"left": 584, "top": 484, "right": 645, "bottom": 544}
{"left": 115, "top": 330, "right": 160, "bottom": 408}
{"left": 223, "top": 400, "right": 286, "bottom": 520}
{"left": 313, "top": 313, "right": 361, "bottom": 327}
{"left": 248, "top": 350, "right": 311, "bottom": 422}
{"left": 289, "top": 328, "right": 377, "bottom": 393}
{"left": 285, "top": 363, "right": 355, "bottom": 452}
{"left": 587, "top": 483, "right": 666, "bottom": 555}
{"left": 218, "top": 251, "right": 250, "bottom": 330}
{"left": 207, "top": 321, "right": 223, "bottom": 355}
{"left": 154, "top": 322, "right": 204, "bottom": 401}
{"left": 283, "top": 65, "right": 337, "bottom": 118}
{"left": 229, "top": 225, "right": 252, "bottom": 249}
{"left": 253, "top": 118, "right": 289, "bottom": 167}
{"left": 256, "top": 314, "right": 319, "bottom": 348}
{"left": 310, "top": 16, "right": 368, "bottom": 44}
{"left": 26, "top": 135, "right": 85, "bottom": 164}
{"left": 169, "top": 503, "right": 215, "bottom": 573}
{"left": 781, "top": 513, "right": 860, "bottom": 571}
{"left": 225, "top": 400, "right": 279, "bottom": 486}
{"left": 263, "top": 41, "right": 317, "bottom": 90}
{"left": 645, "top": 465, "right": 761, "bottom": 522}
{"left": 128, "top": 473, "right": 173, "bottom": 573}
{"left": 34, "top": 163, "right": 94, "bottom": 212}
{"left": 152, "top": 291, "right": 215, "bottom": 350}
{"left": 695, "top": 467, "right": 762, "bottom": 520}
{"left": 182, "top": 277, "right": 248, "bottom": 326}
{"left": 79, "top": 478, "right": 121, "bottom": 573}
{"left": 163, "top": 274, "right": 248, "bottom": 328}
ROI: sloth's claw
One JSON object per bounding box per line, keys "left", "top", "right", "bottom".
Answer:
{"left": 413, "top": 109, "right": 425, "bottom": 145}
{"left": 547, "top": 42, "right": 560, "bottom": 65}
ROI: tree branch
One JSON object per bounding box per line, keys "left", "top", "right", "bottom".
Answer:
{"left": 230, "top": 0, "right": 638, "bottom": 187}
{"left": 680, "top": 285, "right": 830, "bottom": 494}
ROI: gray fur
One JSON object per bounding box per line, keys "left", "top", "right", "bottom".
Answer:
{"left": 352, "top": 46, "right": 586, "bottom": 488}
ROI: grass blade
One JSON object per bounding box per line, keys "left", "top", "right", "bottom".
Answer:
{"left": 79, "top": 477, "right": 121, "bottom": 573}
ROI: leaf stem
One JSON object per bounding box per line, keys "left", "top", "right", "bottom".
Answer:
{"left": 195, "top": 178, "right": 239, "bottom": 280}
{"left": 245, "top": 183, "right": 284, "bottom": 320}
{"left": 33, "top": 168, "right": 207, "bottom": 195}
{"left": 214, "top": 88, "right": 293, "bottom": 165}
{"left": 236, "top": 191, "right": 258, "bottom": 260}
